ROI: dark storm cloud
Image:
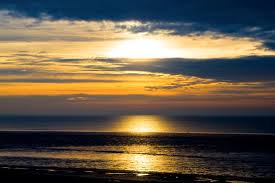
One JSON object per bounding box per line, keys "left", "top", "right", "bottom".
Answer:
{"left": 0, "top": 0, "right": 273, "bottom": 25}
{"left": 1, "top": 0, "right": 274, "bottom": 50}
{"left": 2, "top": 55, "right": 275, "bottom": 83}
{"left": 122, "top": 56, "right": 275, "bottom": 82}
{"left": 263, "top": 42, "right": 275, "bottom": 51}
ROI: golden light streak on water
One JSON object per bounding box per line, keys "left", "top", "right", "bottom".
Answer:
{"left": 116, "top": 115, "right": 170, "bottom": 133}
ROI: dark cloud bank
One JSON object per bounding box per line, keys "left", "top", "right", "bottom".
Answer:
{"left": 1, "top": 0, "right": 275, "bottom": 49}
{"left": 1, "top": 56, "right": 275, "bottom": 83}
{"left": 0, "top": 0, "right": 274, "bottom": 25}
{"left": 122, "top": 56, "right": 275, "bottom": 82}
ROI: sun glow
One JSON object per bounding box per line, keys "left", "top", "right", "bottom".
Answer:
{"left": 118, "top": 115, "right": 168, "bottom": 133}
{"left": 107, "top": 39, "right": 182, "bottom": 58}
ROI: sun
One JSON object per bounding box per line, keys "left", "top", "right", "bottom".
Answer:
{"left": 106, "top": 39, "right": 181, "bottom": 58}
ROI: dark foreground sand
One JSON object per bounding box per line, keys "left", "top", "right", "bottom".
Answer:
{"left": 0, "top": 166, "right": 273, "bottom": 183}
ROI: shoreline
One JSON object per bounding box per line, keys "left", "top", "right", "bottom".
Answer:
{"left": 0, "top": 165, "right": 274, "bottom": 183}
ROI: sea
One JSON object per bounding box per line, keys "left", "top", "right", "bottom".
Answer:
{"left": 0, "top": 115, "right": 274, "bottom": 179}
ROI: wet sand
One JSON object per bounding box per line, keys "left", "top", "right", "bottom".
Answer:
{"left": 0, "top": 166, "right": 274, "bottom": 183}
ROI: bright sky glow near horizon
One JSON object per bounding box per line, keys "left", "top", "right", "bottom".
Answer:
{"left": 0, "top": 0, "right": 275, "bottom": 116}
{"left": 107, "top": 39, "right": 183, "bottom": 58}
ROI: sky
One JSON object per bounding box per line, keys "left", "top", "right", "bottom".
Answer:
{"left": 0, "top": 0, "right": 275, "bottom": 115}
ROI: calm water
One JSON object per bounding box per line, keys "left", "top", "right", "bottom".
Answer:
{"left": 0, "top": 115, "right": 275, "bottom": 133}
{"left": 0, "top": 116, "right": 275, "bottom": 179}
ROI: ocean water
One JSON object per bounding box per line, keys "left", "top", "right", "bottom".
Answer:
{"left": 0, "top": 115, "right": 275, "bottom": 134}
{"left": 0, "top": 116, "right": 275, "bottom": 179}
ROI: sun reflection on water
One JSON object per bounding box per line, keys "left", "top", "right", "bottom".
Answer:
{"left": 121, "top": 145, "right": 165, "bottom": 172}
{"left": 116, "top": 115, "right": 170, "bottom": 133}
{"left": 130, "top": 154, "right": 152, "bottom": 171}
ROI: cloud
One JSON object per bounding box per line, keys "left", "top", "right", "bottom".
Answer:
{"left": 0, "top": 68, "right": 34, "bottom": 75}
{"left": 2, "top": 54, "right": 275, "bottom": 83}
{"left": 0, "top": 10, "right": 121, "bottom": 42}
{"left": 122, "top": 56, "right": 275, "bottom": 82}
{"left": 116, "top": 22, "right": 275, "bottom": 51}
{"left": 0, "top": 1, "right": 273, "bottom": 25}
{"left": 0, "top": 34, "right": 105, "bottom": 42}
{"left": 263, "top": 41, "right": 275, "bottom": 51}
{"left": 0, "top": 78, "right": 121, "bottom": 83}
{"left": 145, "top": 78, "right": 213, "bottom": 90}
{"left": 1, "top": 0, "right": 274, "bottom": 49}
{"left": 145, "top": 83, "right": 189, "bottom": 90}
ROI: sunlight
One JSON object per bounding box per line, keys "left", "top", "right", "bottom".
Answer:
{"left": 106, "top": 39, "right": 182, "bottom": 58}
{"left": 117, "top": 115, "right": 169, "bottom": 133}
{"left": 130, "top": 154, "right": 152, "bottom": 171}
